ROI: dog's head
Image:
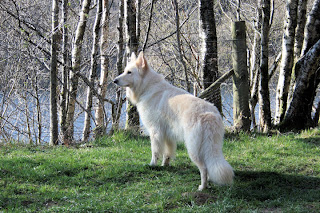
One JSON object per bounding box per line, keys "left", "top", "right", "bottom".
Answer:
{"left": 113, "top": 51, "right": 149, "bottom": 88}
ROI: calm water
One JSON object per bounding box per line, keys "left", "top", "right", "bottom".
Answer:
{"left": 0, "top": 84, "right": 279, "bottom": 144}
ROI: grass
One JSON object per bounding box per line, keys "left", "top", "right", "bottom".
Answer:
{"left": 0, "top": 129, "right": 319, "bottom": 212}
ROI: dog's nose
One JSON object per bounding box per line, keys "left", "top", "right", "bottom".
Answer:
{"left": 113, "top": 79, "right": 118, "bottom": 84}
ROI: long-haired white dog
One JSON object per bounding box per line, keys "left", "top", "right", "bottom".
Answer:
{"left": 114, "top": 52, "right": 234, "bottom": 190}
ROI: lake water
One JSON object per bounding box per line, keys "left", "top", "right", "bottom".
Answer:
{"left": 0, "top": 84, "right": 276, "bottom": 144}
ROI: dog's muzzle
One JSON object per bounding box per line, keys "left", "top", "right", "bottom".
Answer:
{"left": 113, "top": 79, "right": 119, "bottom": 85}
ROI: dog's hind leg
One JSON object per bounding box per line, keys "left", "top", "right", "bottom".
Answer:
{"left": 149, "top": 131, "right": 164, "bottom": 166}
{"left": 198, "top": 163, "right": 208, "bottom": 191}
{"left": 185, "top": 134, "right": 208, "bottom": 190}
{"left": 162, "top": 139, "right": 176, "bottom": 166}
{"left": 190, "top": 155, "right": 208, "bottom": 191}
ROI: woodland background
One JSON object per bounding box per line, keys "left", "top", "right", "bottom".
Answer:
{"left": 0, "top": 0, "right": 319, "bottom": 145}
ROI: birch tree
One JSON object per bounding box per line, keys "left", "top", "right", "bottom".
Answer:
{"left": 95, "top": 0, "right": 110, "bottom": 138}
{"left": 281, "top": 40, "right": 320, "bottom": 130}
{"left": 199, "top": 0, "right": 222, "bottom": 113}
{"left": 125, "top": 0, "right": 140, "bottom": 132}
{"left": 83, "top": 0, "right": 102, "bottom": 141}
{"left": 50, "top": 0, "right": 59, "bottom": 145}
{"left": 300, "top": 0, "right": 320, "bottom": 57}
{"left": 111, "top": 0, "right": 125, "bottom": 133}
{"left": 258, "top": 0, "right": 271, "bottom": 132}
{"left": 65, "top": 0, "right": 91, "bottom": 144}
{"left": 60, "top": 0, "right": 69, "bottom": 144}
{"left": 275, "top": 0, "right": 298, "bottom": 124}
{"left": 294, "top": 0, "right": 308, "bottom": 59}
{"left": 281, "top": 0, "right": 320, "bottom": 130}
{"left": 249, "top": 5, "right": 261, "bottom": 129}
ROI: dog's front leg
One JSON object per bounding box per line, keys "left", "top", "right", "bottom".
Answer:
{"left": 161, "top": 139, "right": 176, "bottom": 166}
{"left": 149, "top": 132, "right": 163, "bottom": 166}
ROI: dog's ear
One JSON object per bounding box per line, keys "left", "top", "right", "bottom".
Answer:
{"left": 136, "top": 51, "right": 149, "bottom": 75}
{"left": 130, "top": 52, "right": 137, "bottom": 61}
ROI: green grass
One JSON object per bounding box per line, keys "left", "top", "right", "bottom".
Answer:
{"left": 0, "top": 129, "right": 319, "bottom": 212}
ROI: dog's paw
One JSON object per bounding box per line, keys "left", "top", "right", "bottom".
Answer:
{"left": 149, "top": 162, "right": 157, "bottom": 167}
{"left": 198, "top": 185, "right": 205, "bottom": 191}
{"left": 161, "top": 157, "right": 171, "bottom": 166}
{"left": 161, "top": 162, "right": 170, "bottom": 166}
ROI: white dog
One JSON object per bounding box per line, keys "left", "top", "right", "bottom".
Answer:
{"left": 114, "top": 52, "right": 234, "bottom": 190}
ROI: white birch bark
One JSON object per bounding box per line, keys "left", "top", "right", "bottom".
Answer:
{"left": 301, "top": 0, "right": 320, "bottom": 56}
{"left": 294, "top": 0, "right": 308, "bottom": 59}
{"left": 275, "top": 0, "right": 298, "bottom": 124}
{"left": 83, "top": 0, "right": 102, "bottom": 141}
{"left": 95, "top": 0, "right": 109, "bottom": 138}
{"left": 65, "top": 0, "right": 91, "bottom": 144}
{"left": 280, "top": 0, "right": 320, "bottom": 130}
{"left": 249, "top": 6, "right": 261, "bottom": 129}
{"left": 282, "top": 39, "right": 320, "bottom": 129}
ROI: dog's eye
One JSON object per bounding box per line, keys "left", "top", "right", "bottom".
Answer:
{"left": 127, "top": 71, "right": 132, "bottom": 74}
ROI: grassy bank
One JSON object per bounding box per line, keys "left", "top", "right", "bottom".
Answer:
{"left": 0, "top": 130, "right": 319, "bottom": 212}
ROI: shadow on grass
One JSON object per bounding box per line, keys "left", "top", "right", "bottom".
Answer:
{"left": 295, "top": 137, "right": 320, "bottom": 147}
{"left": 233, "top": 170, "right": 320, "bottom": 202}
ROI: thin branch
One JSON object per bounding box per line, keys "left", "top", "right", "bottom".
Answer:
{"left": 269, "top": 0, "right": 274, "bottom": 27}
{"left": 172, "top": 0, "right": 191, "bottom": 92}
{"left": 146, "top": 5, "right": 197, "bottom": 49}
{"left": 268, "top": 52, "right": 281, "bottom": 80}
{"left": 142, "top": 0, "right": 156, "bottom": 51}
{"left": 0, "top": 3, "right": 51, "bottom": 44}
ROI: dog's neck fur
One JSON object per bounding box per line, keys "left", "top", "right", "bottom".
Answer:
{"left": 127, "top": 67, "right": 165, "bottom": 105}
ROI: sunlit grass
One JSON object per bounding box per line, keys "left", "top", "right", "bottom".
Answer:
{"left": 0, "top": 129, "right": 319, "bottom": 212}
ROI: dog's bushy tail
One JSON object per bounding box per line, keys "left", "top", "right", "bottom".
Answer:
{"left": 205, "top": 156, "right": 234, "bottom": 185}
{"left": 200, "top": 112, "right": 234, "bottom": 185}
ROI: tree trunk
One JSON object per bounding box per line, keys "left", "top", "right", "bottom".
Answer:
{"left": 313, "top": 99, "right": 320, "bottom": 126}
{"left": 236, "top": 0, "right": 241, "bottom": 21}
{"left": 125, "top": 0, "right": 140, "bottom": 132}
{"left": 50, "top": 0, "right": 59, "bottom": 146}
{"left": 95, "top": 0, "right": 109, "bottom": 138}
{"left": 294, "top": 0, "right": 308, "bottom": 59}
{"left": 33, "top": 76, "right": 42, "bottom": 145}
{"left": 136, "top": 0, "right": 141, "bottom": 42}
{"left": 83, "top": 0, "right": 102, "bottom": 141}
{"left": 60, "top": 0, "right": 69, "bottom": 145}
{"left": 199, "top": 0, "right": 222, "bottom": 113}
{"left": 258, "top": 0, "right": 271, "bottom": 132}
{"left": 288, "top": 0, "right": 311, "bottom": 114}
{"left": 275, "top": 0, "right": 298, "bottom": 124}
{"left": 280, "top": 0, "right": 320, "bottom": 130}
{"left": 111, "top": 0, "right": 125, "bottom": 133}
{"left": 280, "top": 39, "right": 320, "bottom": 130}
{"left": 300, "top": 0, "right": 320, "bottom": 57}
{"left": 231, "top": 21, "right": 251, "bottom": 131}
{"left": 249, "top": 6, "right": 262, "bottom": 129}
{"left": 65, "top": 0, "right": 91, "bottom": 144}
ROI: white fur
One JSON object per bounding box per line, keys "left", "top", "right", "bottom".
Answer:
{"left": 114, "top": 52, "right": 234, "bottom": 190}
